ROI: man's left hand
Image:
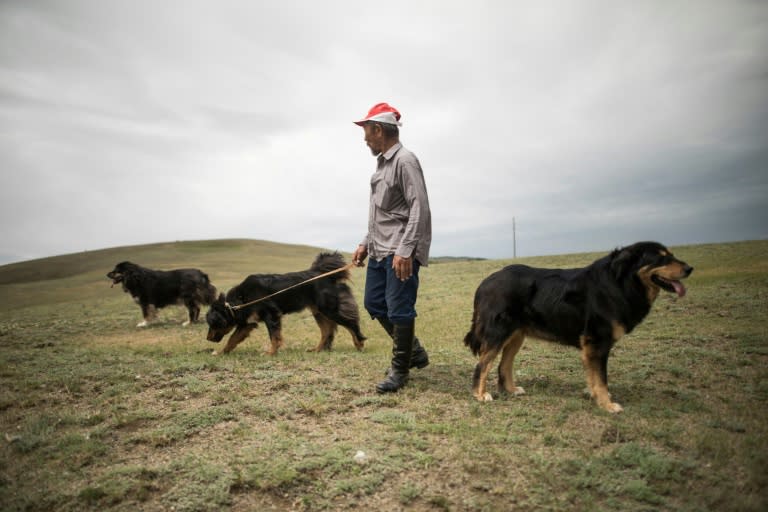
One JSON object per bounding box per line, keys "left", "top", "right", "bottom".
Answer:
{"left": 392, "top": 255, "right": 413, "bottom": 282}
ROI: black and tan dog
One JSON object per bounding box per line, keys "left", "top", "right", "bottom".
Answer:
{"left": 463, "top": 241, "right": 693, "bottom": 413}
{"left": 206, "top": 252, "right": 366, "bottom": 355}
{"left": 107, "top": 261, "right": 217, "bottom": 327}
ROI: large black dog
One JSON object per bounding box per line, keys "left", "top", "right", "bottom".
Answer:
{"left": 463, "top": 241, "right": 693, "bottom": 413}
{"left": 206, "top": 252, "right": 367, "bottom": 355}
{"left": 107, "top": 261, "right": 217, "bottom": 327}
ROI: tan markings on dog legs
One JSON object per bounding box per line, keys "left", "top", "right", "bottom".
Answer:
{"left": 217, "top": 326, "right": 253, "bottom": 355}
{"left": 138, "top": 305, "right": 157, "bottom": 327}
{"left": 267, "top": 330, "right": 284, "bottom": 356}
{"left": 612, "top": 321, "right": 626, "bottom": 342}
{"left": 336, "top": 324, "right": 364, "bottom": 350}
{"left": 498, "top": 330, "right": 526, "bottom": 396}
{"left": 580, "top": 335, "right": 596, "bottom": 397}
{"left": 346, "top": 327, "right": 365, "bottom": 350}
{"left": 580, "top": 337, "right": 623, "bottom": 413}
{"left": 309, "top": 311, "right": 336, "bottom": 352}
{"left": 474, "top": 346, "right": 502, "bottom": 402}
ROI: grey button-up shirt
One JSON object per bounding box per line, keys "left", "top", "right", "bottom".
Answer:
{"left": 361, "top": 142, "right": 432, "bottom": 266}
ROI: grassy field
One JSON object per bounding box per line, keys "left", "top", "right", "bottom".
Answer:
{"left": 0, "top": 239, "right": 766, "bottom": 511}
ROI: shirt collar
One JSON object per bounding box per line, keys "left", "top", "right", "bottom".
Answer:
{"left": 379, "top": 142, "right": 402, "bottom": 161}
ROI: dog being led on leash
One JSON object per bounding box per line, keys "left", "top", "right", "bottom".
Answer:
{"left": 206, "top": 252, "right": 367, "bottom": 355}
{"left": 107, "top": 261, "right": 217, "bottom": 327}
{"left": 463, "top": 241, "right": 693, "bottom": 413}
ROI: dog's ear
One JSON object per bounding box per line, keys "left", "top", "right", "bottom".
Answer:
{"left": 610, "top": 246, "right": 636, "bottom": 280}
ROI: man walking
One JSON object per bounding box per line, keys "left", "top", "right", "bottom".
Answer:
{"left": 352, "top": 102, "right": 432, "bottom": 393}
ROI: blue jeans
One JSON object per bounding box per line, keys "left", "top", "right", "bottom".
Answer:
{"left": 364, "top": 255, "right": 420, "bottom": 324}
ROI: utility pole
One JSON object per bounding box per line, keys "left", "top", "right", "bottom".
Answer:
{"left": 513, "top": 216, "right": 517, "bottom": 258}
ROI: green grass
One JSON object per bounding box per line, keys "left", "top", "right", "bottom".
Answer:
{"left": 1, "top": 239, "right": 767, "bottom": 511}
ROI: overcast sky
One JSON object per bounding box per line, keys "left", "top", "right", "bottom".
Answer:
{"left": 1, "top": 1, "right": 766, "bottom": 264}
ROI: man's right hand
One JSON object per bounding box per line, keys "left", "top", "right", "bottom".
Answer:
{"left": 353, "top": 245, "right": 368, "bottom": 267}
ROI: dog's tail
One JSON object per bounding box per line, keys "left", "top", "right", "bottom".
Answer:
{"left": 201, "top": 273, "right": 218, "bottom": 305}
{"left": 463, "top": 310, "right": 483, "bottom": 356}
{"left": 336, "top": 282, "right": 362, "bottom": 323}
{"left": 310, "top": 252, "right": 350, "bottom": 281}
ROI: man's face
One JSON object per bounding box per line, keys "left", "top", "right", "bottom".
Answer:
{"left": 362, "top": 123, "right": 383, "bottom": 156}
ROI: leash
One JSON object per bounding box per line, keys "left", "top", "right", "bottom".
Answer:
{"left": 225, "top": 262, "right": 356, "bottom": 316}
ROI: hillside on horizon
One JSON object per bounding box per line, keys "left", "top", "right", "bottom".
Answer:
{"left": 1, "top": 237, "right": 763, "bottom": 289}
{"left": 0, "top": 239, "right": 328, "bottom": 286}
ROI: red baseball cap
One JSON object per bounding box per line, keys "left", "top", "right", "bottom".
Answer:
{"left": 354, "top": 102, "right": 402, "bottom": 126}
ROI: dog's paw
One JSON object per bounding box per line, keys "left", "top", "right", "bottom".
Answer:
{"left": 182, "top": 320, "right": 191, "bottom": 327}
{"left": 501, "top": 386, "right": 526, "bottom": 397}
{"left": 136, "top": 320, "right": 148, "bottom": 328}
{"left": 603, "top": 402, "right": 624, "bottom": 414}
{"left": 475, "top": 392, "right": 494, "bottom": 402}
{"left": 211, "top": 350, "right": 220, "bottom": 356}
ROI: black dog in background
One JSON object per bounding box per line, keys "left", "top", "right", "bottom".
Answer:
{"left": 206, "top": 252, "right": 366, "bottom": 355}
{"left": 107, "top": 261, "right": 217, "bottom": 327}
{"left": 463, "top": 241, "right": 693, "bottom": 413}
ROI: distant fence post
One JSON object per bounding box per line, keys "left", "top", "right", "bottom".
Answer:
{"left": 513, "top": 216, "right": 517, "bottom": 259}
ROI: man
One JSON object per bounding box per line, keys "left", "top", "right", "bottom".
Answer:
{"left": 352, "top": 102, "right": 432, "bottom": 393}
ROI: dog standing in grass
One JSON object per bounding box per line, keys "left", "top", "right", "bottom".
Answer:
{"left": 463, "top": 241, "right": 693, "bottom": 413}
{"left": 205, "top": 252, "right": 366, "bottom": 355}
{"left": 107, "top": 261, "right": 217, "bottom": 327}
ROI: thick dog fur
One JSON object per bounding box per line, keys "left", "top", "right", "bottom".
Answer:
{"left": 463, "top": 241, "right": 693, "bottom": 413}
{"left": 205, "top": 252, "right": 367, "bottom": 355}
{"left": 107, "top": 261, "right": 217, "bottom": 327}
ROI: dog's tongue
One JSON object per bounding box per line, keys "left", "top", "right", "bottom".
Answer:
{"left": 671, "top": 280, "right": 686, "bottom": 298}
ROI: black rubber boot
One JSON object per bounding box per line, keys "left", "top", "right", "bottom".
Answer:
{"left": 376, "top": 321, "right": 414, "bottom": 393}
{"left": 377, "top": 317, "right": 429, "bottom": 372}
